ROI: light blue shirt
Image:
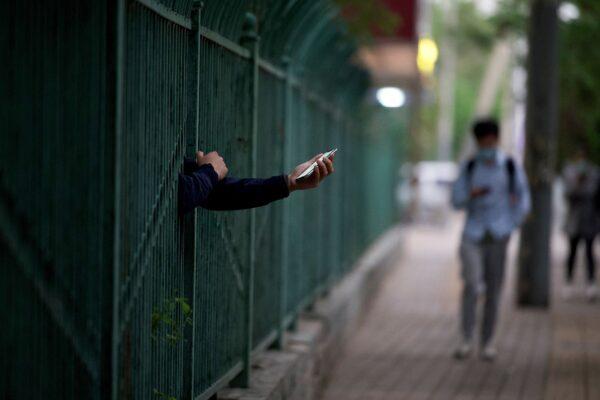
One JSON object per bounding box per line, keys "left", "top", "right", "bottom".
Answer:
{"left": 451, "top": 151, "right": 531, "bottom": 241}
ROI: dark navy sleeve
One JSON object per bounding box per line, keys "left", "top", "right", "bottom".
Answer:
{"left": 178, "top": 164, "right": 219, "bottom": 215}
{"left": 178, "top": 158, "right": 290, "bottom": 214}
{"left": 183, "top": 157, "right": 201, "bottom": 175}
{"left": 203, "top": 175, "right": 290, "bottom": 211}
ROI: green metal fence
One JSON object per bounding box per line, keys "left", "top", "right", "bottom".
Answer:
{"left": 1, "top": 1, "right": 403, "bottom": 399}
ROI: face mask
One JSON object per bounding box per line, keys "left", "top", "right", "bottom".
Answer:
{"left": 477, "top": 148, "right": 497, "bottom": 161}
{"left": 574, "top": 160, "right": 586, "bottom": 172}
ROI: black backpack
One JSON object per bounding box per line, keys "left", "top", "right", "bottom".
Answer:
{"left": 594, "top": 174, "right": 600, "bottom": 212}
{"left": 466, "top": 157, "right": 516, "bottom": 194}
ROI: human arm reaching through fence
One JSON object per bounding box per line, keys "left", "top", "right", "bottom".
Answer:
{"left": 178, "top": 151, "right": 334, "bottom": 215}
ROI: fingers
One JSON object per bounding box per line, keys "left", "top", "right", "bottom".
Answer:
{"left": 317, "top": 159, "right": 328, "bottom": 179}
{"left": 311, "top": 153, "right": 324, "bottom": 163}
{"left": 323, "top": 156, "right": 334, "bottom": 174}
{"left": 196, "top": 150, "right": 205, "bottom": 164}
{"left": 312, "top": 162, "right": 321, "bottom": 183}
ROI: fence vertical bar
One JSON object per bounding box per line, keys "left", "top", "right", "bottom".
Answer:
{"left": 234, "top": 12, "right": 259, "bottom": 388}
{"left": 182, "top": 3, "right": 203, "bottom": 399}
{"left": 101, "top": 0, "right": 126, "bottom": 398}
{"left": 276, "top": 56, "right": 293, "bottom": 349}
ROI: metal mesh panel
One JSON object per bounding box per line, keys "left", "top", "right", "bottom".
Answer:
{"left": 192, "top": 38, "right": 252, "bottom": 395}
{"left": 313, "top": 104, "right": 332, "bottom": 287}
{"left": 116, "top": 3, "right": 189, "bottom": 398}
{"left": 339, "top": 119, "right": 369, "bottom": 273}
{"left": 324, "top": 111, "right": 344, "bottom": 283}
{"left": 252, "top": 68, "right": 285, "bottom": 348}
{"left": 283, "top": 88, "right": 337, "bottom": 316}
{"left": 319, "top": 107, "right": 342, "bottom": 289}
{"left": 153, "top": 0, "right": 191, "bottom": 16}
{"left": 0, "top": 1, "right": 108, "bottom": 398}
{"left": 364, "top": 107, "right": 408, "bottom": 241}
{"left": 284, "top": 87, "right": 310, "bottom": 315}
{"left": 200, "top": 0, "right": 249, "bottom": 42}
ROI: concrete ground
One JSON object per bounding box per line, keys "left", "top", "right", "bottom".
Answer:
{"left": 320, "top": 216, "right": 600, "bottom": 400}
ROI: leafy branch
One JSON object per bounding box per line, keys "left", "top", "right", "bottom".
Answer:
{"left": 151, "top": 296, "right": 193, "bottom": 346}
{"left": 334, "top": 0, "right": 401, "bottom": 44}
{"left": 153, "top": 388, "right": 177, "bottom": 400}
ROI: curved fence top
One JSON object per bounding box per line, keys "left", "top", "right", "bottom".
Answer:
{"left": 148, "top": 0, "right": 369, "bottom": 109}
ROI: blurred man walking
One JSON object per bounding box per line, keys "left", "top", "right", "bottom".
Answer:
{"left": 451, "top": 118, "right": 531, "bottom": 361}
{"left": 561, "top": 149, "right": 599, "bottom": 301}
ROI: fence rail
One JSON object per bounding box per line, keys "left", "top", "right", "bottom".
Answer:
{"left": 0, "top": 0, "right": 404, "bottom": 399}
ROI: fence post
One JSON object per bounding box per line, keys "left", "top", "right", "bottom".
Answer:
{"left": 276, "top": 55, "right": 293, "bottom": 349}
{"left": 235, "top": 12, "right": 259, "bottom": 388}
{"left": 182, "top": 3, "right": 204, "bottom": 398}
{"left": 102, "top": 0, "right": 126, "bottom": 398}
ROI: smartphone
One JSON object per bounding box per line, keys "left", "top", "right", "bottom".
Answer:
{"left": 473, "top": 186, "right": 491, "bottom": 197}
{"left": 296, "top": 148, "right": 338, "bottom": 180}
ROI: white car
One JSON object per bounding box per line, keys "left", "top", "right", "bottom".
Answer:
{"left": 398, "top": 161, "right": 458, "bottom": 224}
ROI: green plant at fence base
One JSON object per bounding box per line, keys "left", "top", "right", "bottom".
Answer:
{"left": 151, "top": 296, "right": 193, "bottom": 346}
{"left": 153, "top": 388, "right": 177, "bottom": 400}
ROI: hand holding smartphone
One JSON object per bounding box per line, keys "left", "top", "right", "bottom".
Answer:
{"left": 296, "top": 148, "right": 338, "bottom": 181}
{"left": 470, "top": 186, "right": 491, "bottom": 198}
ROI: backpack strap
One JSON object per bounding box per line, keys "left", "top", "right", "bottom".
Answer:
{"left": 594, "top": 174, "right": 600, "bottom": 211}
{"left": 466, "top": 158, "right": 476, "bottom": 187}
{"left": 505, "top": 157, "right": 516, "bottom": 195}
{"left": 466, "top": 156, "right": 516, "bottom": 194}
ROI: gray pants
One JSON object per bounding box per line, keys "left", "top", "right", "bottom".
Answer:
{"left": 459, "top": 234, "right": 509, "bottom": 345}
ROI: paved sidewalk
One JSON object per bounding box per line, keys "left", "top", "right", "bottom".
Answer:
{"left": 545, "top": 235, "right": 600, "bottom": 400}
{"left": 321, "top": 217, "right": 600, "bottom": 400}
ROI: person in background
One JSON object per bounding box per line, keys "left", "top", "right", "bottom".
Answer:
{"left": 178, "top": 150, "right": 334, "bottom": 215}
{"left": 561, "top": 149, "right": 599, "bottom": 301}
{"left": 451, "top": 118, "right": 530, "bottom": 362}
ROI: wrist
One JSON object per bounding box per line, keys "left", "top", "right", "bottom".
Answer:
{"left": 286, "top": 174, "right": 297, "bottom": 192}
{"left": 198, "top": 163, "right": 219, "bottom": 184}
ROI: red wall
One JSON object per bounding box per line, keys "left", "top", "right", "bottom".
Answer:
{"left": 379, "top": 0, "right": 417, "bottom": 41}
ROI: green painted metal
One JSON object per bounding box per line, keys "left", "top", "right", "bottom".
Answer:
{"left": 253, "top": 64, "right": 285, "bottom": 351}
{"left": 191, "top": 31, "right": 252, "bottom": 400}
{"left": 116, "top": 2, "right": 190, "bottom": 399}
{"left": 0, "top": 1, "right": 112, "bottom": 398}
{"left": 182, "top": 4, "right": 202, "bottom": 399}
{"left": 1, "top": 0, "right": 405, "bottom": 399}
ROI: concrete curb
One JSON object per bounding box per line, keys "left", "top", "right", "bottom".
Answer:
{"left": 218, "top": 226, "right": 404, "bottom": 400}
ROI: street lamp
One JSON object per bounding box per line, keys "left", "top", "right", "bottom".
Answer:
{"left": 376, "top": 87, "right": 406, "bottom": 108}
{"left": 558, "top": 2, "right": 580, "bottom": 22}
{"left": 417, "top": 37, "right": 439, "bottom": 76}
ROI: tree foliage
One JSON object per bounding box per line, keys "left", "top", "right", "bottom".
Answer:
{"left": 333, "top": 0, "right": 401, "bottom": 43}
{"left": 449, "top": 1, "right": 497, "bottom": 156}
{"left": 489, "top": 0, "right": 528, "bottom": 37}
{"left": 488, "top": 0, "right": 599, "bottom": 165}
{"left": 334, "top": 0, "right": 600, "bottom": 165}
{"left": 557, "top": 0, "right": 600, "bottom": 164}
